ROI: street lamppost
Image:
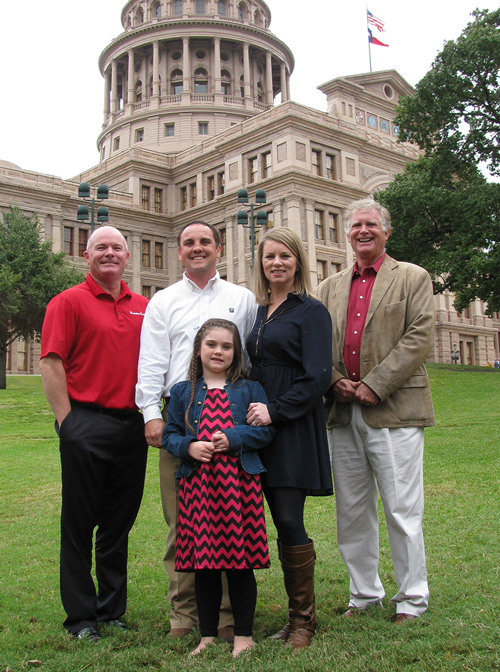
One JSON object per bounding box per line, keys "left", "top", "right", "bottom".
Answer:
{"left": 237, "top": 188, "right": 268, "bottom": 268}
{"left": 77, "top": 183, "right": 109, "bottom": 233}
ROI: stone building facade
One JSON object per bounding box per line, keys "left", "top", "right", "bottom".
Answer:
{"left": 2, "top": 0, "right": 499, "bottom": 374}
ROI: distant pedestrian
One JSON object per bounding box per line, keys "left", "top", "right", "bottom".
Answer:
{"left": 451, "top": 346, "right": 460, "bottom": 364}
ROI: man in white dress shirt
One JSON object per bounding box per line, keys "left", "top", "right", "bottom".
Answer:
{"left": 136, "top": 221, "right": 257, "bottom": 638}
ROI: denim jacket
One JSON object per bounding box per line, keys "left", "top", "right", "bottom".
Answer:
{"left": 162, "top": 377, "right": 276, "bottom": 479}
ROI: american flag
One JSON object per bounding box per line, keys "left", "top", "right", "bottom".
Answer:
{"left": 367, "top": 9, "right": 385, "bottom": 32}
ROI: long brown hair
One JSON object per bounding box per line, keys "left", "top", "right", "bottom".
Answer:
{"left": 185, "top": 319, "right": 244, "bottom": 431}
{"left": 253, "top": 228, "right": 313, "bottom": 305}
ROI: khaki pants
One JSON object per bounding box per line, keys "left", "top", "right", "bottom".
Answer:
{"left": 160, "top": 416, "right": 233, "bottom": 629}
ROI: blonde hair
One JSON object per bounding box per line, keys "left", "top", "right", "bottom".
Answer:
{"left": 253, "top": 228, "right": 312, "bottom": 305}
{"left": 184, "top": 319, "right": 244, "bottom": 431}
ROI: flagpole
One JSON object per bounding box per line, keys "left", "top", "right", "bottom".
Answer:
{"left": 366, "top": 4, "right": 372, "bottom": 72}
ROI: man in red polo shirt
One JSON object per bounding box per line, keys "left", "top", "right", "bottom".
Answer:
{"left": 319, "top": 199, "right": 435, "bottom": 625}
{"left": 40, "top": 226, "right": 148, "bottom": 642}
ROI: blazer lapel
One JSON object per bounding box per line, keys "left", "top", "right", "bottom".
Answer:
{"left": 365, "top": 255, "right": 398, "bottom": 327}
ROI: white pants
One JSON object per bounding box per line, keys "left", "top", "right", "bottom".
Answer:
{"left": 329, "top": 404, "right": 429, "bottom": 616}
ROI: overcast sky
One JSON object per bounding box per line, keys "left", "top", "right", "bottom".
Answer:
{"left": 0, "top": 0, "right": 491, "bottom": 179}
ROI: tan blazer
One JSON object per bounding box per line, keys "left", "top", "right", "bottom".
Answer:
{"left": 318, "top": 255, "right": 435, "bottom": 429}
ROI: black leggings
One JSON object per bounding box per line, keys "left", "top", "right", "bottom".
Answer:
{"left": 195, "top": 569, "right": 256, "bottom": 637}
{"left": 263, "top": 486, "right": 308, "bottom": 546}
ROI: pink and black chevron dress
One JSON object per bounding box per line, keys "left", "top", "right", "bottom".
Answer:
{"left": 175, "top": 387, "right": 270, "bottom": 571}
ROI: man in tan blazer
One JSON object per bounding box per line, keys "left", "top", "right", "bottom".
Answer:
{"left": 318, "top": 198, "right": 435, "bottom": 624}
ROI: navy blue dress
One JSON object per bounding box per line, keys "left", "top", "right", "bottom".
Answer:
{"left": 246, "top": 293, "right": 333, "bottom": 496}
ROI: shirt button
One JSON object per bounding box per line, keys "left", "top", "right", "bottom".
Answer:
{"left": 197, "top": 401, "right": 202, "bottom": 406}
{"left": 354, "top": 330, "right": 358, "bottom": 334}
{"left": 359, "top": 295, "right": 363, "bottom": 299}
{"left": 357, "top": 313, "right": 361, "bottom": 317}
{"left": 362, "top": 279, "right": 366, "bottom": 283}
{"left": 352, "top": 351, "right": 356, "bottom": 355}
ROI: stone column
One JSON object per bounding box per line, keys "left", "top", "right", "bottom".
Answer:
{"left": 280, "top": 61, "right": 287, "bottom": 102}
{"left": 266, "top": 51, "right": 273, "bottom": 105}
{"left": 111, "top": 60, "right": 118, "bottom": 116}
{"left": 127, "top": 49, "right": 135, "bottom": 107}
{"left": 182, "top": 35, "right": 191, "bottom": 103}
{"left": 103, "top": 68, "right": 110, "bottom": 124}
{"left": 214, "top": 36, "right": 222, "bottom": 96}
{"left": 153, "top": 40, "right": 160, "bottom": 97}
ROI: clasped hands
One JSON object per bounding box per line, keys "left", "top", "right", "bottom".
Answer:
{"left": 187, "top": 430, "right": 230, "bottom": 462}
{"left": 333, "top": 379, "right": 379, "bottom": 406}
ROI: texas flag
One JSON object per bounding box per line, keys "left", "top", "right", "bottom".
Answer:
{"left": 368, "top": 27, "right": 389, "bottom": 47}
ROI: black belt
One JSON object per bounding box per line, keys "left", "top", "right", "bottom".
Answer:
{"left": 70, "top": 400, "right": 138, "bottom": 418}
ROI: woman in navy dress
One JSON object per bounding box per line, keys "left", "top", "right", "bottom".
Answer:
{"left": 246, "top": 228, "right": 333, "bottom": 648}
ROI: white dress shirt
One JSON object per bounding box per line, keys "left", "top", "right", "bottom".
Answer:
{"left": 136, "top": 271, "right": 258, "bottom": 424}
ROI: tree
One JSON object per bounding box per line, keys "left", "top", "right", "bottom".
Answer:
{"left": 0, "top": 207, "right": 83, "bottom": 388}
{"left": 377, "top": 156, "right": 500, "bottom": 314}
{"left": 395, "top": 8, "right": 500, "bottom": 177}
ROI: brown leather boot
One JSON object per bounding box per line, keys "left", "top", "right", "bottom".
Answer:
{"left": 268, "top": 539, "right": 291, "bottom": 641}
{"left": 272, "top": 539, "right": 317, "bottom": 648}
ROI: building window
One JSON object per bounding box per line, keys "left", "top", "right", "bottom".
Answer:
{"left": 238, "top": 3, "right": 245, "bottom": 20}
{"left": 317, "top": 260, "right": 327, "bottom": 282}
{"left": 221, "top": 82, "right": 230, "bottom": 95}
{"left": 199, "top": 122, "right": 208, "bottom": 135}
{"left": 248, "top": 157, "right": 258, "bottom": 183}
{"left": 78, "top": 229, "right": 88, "bottom": 257}
{"left": 172, "top": 81, "right": 183, "bottom": 95}
{"left": 154, "top": 188, "right": 163, "bottom": 213}
{"left": 262, "top": 151, "right": 272, "bottom": 178}
{"left": 217, "top": 0, "right": 226, "bottom": 15}
{"left": 331, "top": 262, "right": 341, "bottom": 274}
{"left": 219, "top": 227, "right": 227, "bottom": 256}
{"left": 155, "top": 3, "right": 162, "bottom": 18}
{"left": 312, "top": 150, "right": 321, "bottom": 176}
{"left": 142, "top": 185, "right": 150, "bottom": 210}
{"left": 142, "top": 285, "right": 152, "bottom": 299}
{"left": 113, "top": 137, "right": 120, "bottom": 151}
{"left": 17, "top": 338, "right": 27, "bottom": 372}
{"left": 142, "top": 240, "right": 151, "bottom": 267}
{"left": 174, "top": 0, "right": 183, "bottom": 15}
{"left": 217, "top": 171, "right": 225, "bottom": 195}
{"left": 190, "top": 182, "right": 197, "bottom": 207}
{"left": 314, "top": 210, "right": 324, "bottom": 239}
{"left": 180, "top": 186, "right": 187, "bottom": 210}
{"left": 135, "top": 128, "right": 144, "bottom": 143}
{"left": 208, "top": 175, "right": 215, "bottom": 200}
{"left": 326, "top": 154, "right": 336, "bottom": 180}
{"left": 194, "top": 68, "right": 208, "bottom": 94}
{"left": 196, "top": 0, "right": 205, "bottom": 14}
{"left": 155, "top": 242, "right": 164, "bottom": 269}
{"left": 328, "top": 213, "right": 338, "bottom": 243}
{"left": 63, "top": 227, "right": 73, "bottom": 255}
{"left": 165, "top": 123, "right": 175, "bottom": 136}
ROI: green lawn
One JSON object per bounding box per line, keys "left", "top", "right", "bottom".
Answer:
{"left": 0, "top": 366, "right": 499, "bottom": 671}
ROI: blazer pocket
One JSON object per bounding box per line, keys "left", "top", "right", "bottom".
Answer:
{"left": 399, "top": 373, "right": 429, "bottom": 389}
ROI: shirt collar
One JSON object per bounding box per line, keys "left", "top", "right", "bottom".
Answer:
{"left": 352, "top": 253, "right": 386, "bottom": 277}
{"left": 182, "top": 270, "right": 219, "bottom": 293}
{"left": 85, "top": 273, "right": 131, "bottom": 300}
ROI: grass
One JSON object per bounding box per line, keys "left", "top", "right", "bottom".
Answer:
{"left": 0, "top": 365, "right": 499, "bottom": 672}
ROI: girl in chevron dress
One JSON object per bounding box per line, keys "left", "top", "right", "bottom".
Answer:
{"left": 162, "top": 319, "right": 275, "bottom": 657}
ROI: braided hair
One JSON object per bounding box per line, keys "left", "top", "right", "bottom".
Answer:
{"left": 185, "top": 319, "right": 245, "bottom": 431}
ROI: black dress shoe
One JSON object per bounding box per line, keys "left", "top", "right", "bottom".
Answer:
{"left": 104, "top": 619, "right": 128, "bottom": 630}
{"left": 74, "top": 626, "right": 101, "bottom": 642}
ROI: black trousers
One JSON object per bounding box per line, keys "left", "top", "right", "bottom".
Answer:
{"left": 57, "top": 404, "right": 148, "bottom": 633}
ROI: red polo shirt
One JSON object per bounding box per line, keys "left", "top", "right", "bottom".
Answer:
{"left": 344, "top": 255, "right": 385, "bottom": 382}
{"left": 41, "top": 274, "right": 148, "bottom": 409}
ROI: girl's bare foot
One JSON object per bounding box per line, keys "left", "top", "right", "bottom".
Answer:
{"left": 232, "top": 635, "right": 254, "bottom": 658}
{"left": 189, "top": 636, "right": 215, "bottom": 656}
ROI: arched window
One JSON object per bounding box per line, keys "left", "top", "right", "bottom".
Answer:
{"left": 155, "top": 3, "right": 162, "bottom": 18}
{"left": 257, "top": 81, "right": 264, "bottom": 101}
{"left": 217, "top": 0, "right": 226, "bottom": 16}
{"left": 238, "top": 2, "right": 246, "bottom": 20}
{"left": 221, "top": 69, "right": 231, "bottom": 95}
{"left": 135, "top": 80, "right": 143, "bottom": 102}
{"left": 194, "top": 67, "right": 208, "bottom": 94}
{"left": 240, "top": 74, "right": 244, "bottom": 97}
{"left": 196, "top": 0, "right": 205, "bottom": 15}
{"left": 171, "top": 69, "right": 183, "bottom": 94}
{"left": 254, "top": 9, "right": 262, "bottom": 26}
{"left": 136, "top": 8, "right": 144, "bottom": 24}
{"left": 174, "top": 0, "right": 183, "bottom": 16}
